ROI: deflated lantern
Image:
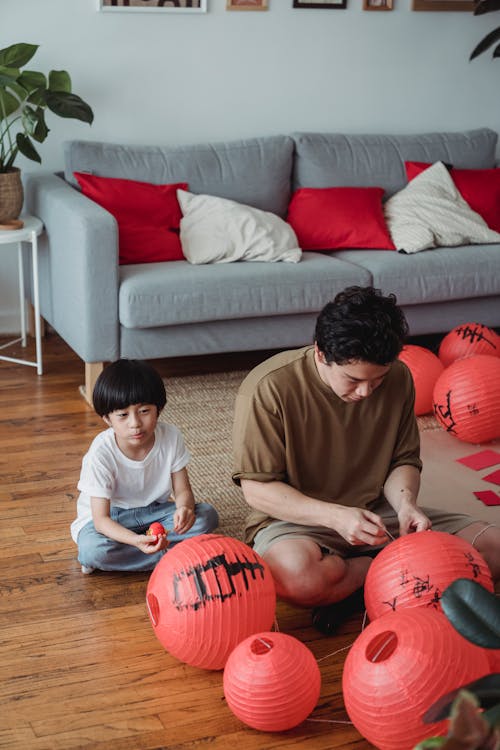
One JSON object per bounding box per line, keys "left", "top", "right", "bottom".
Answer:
{"left": 342, "top": 608, "right": 490, "bottom": 750}
{"left": 398, "top": 345, "right": 444, "bottom": 415}
{"left": 364, "top": 530, "right": 493, "bottom": 622}
{"left": 223, "top": 631, "right": 321, "bottom": 732}
{"left": 438, "top": 322, "right": 500, "bottom": 368}
{"left": 146, "top": 534, "right": 276, "bottom": 670}
{"left": 433, "top": 355, "right": 500, "bottom": 443}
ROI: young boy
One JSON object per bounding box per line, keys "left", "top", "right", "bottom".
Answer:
{"left": 71, "top": 359, "right": 219, "bottom": 573}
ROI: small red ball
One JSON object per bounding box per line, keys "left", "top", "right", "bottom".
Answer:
{"left": 147, "top": 522, "right": 166, "bottom": 536}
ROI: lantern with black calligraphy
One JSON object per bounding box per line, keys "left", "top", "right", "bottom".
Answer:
{"left": 398, "top": 345, "right": 444, "bottom": 415}
{"left": 223, "top": 632, "right": 321, "bottom": 731}
{"left": 146, "top": 534, "right": 276, "bottom": 670}
{"left": 433, "top": 355, "right": 500, "bottom": 443}
{"left": 364, "top": 530, "right": 493, "bottom": 622}
{"left": 342, "top": 608, "right": 490, "bottom": 750}
{"left": 438, "top": 322, "right": 500, "bottom": 367}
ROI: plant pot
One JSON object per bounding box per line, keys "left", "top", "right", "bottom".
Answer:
{"left": 0, "top": 168, "right": 24, "bottom": 223}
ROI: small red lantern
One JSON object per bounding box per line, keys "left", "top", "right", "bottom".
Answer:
{"left": 146, "top": 534, "right": 276, "bottom": 670}
{"left": 223, "top": 631, "right": 321, "bottom": 731}
{"left": 433, "top": 355, "right": 500, "bottom": 443}
{"left": 364, "top": 530, "right": 493, "bottom": 622}
{"left": 438, "top": 322, "right": 500, "bottom": 368}
{"left": 342, "top": 608, "right": 490, "bottom": 750}
{"left": 398, "top": 345, "right": 444, "bottom": 415}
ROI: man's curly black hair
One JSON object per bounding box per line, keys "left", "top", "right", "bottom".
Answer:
{"left": 314, "top": 286, "right": 409, "bottom": 365}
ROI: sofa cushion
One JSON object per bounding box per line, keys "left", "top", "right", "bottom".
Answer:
{"left": 118, "top": 252, "right": 372, "bottom": 329}
{"left": 287, "top": 186, "right": 394, "bottom": 251}
{"left": 335, "top": 244, "right": 500, "bottom": 307}
{"left": 64, "top": 135, "right": 294, "bottom": 217}
{"left": 292, "top": 128, "right": 497, "bottom": 198}
{"left": 384, "top": 162, "right": 500, "bottom": 253}
{"left": 405, "top": 161, "right": 500, "bottom": 233}
{"left": 74, "top": 172, "right": 187, "bottom": 264}
{"left": 177, "top": 190, "right": 301, "bottom": 264}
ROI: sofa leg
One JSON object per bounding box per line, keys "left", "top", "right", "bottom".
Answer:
{"left": 79, "top": 362, "right": 104, "bottom": 407}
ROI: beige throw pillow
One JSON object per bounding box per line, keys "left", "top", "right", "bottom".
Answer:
{"left": 177, "top": 189, "right": 302, "bottom": 264}
{"left": 384, "top": 162, "right": 500, "bottom": 253}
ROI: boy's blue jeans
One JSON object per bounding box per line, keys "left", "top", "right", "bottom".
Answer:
{"left": 77, "top": 500, "right": 219, "bottom": 572}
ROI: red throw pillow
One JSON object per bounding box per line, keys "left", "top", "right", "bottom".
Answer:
{"left": 74, "top": 172, "right": 188, "bottom": 264}
{"left": 286, "top": 187, "right": 395, "bottom": 251}
{"left": 405, "top": 162, "right": 500, "bottom": 233}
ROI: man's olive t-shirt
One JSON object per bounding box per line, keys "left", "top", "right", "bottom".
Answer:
{"left": 232, "top": 346, "right": 422, "bottom": 544}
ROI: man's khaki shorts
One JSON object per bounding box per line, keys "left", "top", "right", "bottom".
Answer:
{"left": 252, "top": 498, "right": 477, "bottom": 558}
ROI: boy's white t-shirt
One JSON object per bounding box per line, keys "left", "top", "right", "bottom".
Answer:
{"left": 71, "top": 421, "right": 190, "bottom": 542}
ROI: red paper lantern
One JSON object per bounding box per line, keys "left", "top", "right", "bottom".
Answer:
{"left": 398, "top": 345, "right": 444, "bottom": 415}
{"left": 364, "top": 530, "right": 493, "bottom": 622}
{"left": 433, "top": 355, "right": 500, "bottom": 443}
{"left": 342, "top": 608, "right": 490, "bottom": 750}
{"left": 223, "top": 631, "right": 321, "bottom": 731}
{"left": 438, "top": 322, "right": 500, "bottom": 368}
{"left": 146, "top": 534, "right": 276, "bottom": 670}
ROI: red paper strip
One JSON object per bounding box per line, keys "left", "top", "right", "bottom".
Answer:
{"left": 474, "top": 490, "right": 500, "bottom": 507}
{"left": 483, "top": 469, "right": 500, "bottom": 486}
{"left": 457, "top": 449, "right": 500, "bottom": 471}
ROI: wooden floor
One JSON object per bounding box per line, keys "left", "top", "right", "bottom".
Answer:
{"left": 0, "top": 333, "right": 375, "bottom": 750}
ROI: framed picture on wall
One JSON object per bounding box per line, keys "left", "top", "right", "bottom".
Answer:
{"left": 412, "top": 0, "right": 472, "bottom": 9}
{"left": 293, "top": 0, "right": 347, "bottom": 7}
{"left": 227, "top": 0, "right": 268, "bottom": 8}
{"left": 363, "top": 0, "right": 393, "bottom": 9}
{"left": 98, "top": 0, "right": 207, "bottom": 12}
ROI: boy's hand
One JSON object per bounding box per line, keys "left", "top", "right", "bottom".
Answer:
{"left": 136, "top": 530, "right": 169, "bottom": 555}
{"left": 173, "top": 506, "right": 195, "bottom": 535}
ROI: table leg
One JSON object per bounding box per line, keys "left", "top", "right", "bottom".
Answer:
{"left": 17, "top": 241, "right": 26, "bottom": 347}
{"left": 31, "top": 231, "right": 43, "bottom": 375}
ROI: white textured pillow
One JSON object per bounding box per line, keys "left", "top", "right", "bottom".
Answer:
{"left": 177, "top": 190, "right": 302, "bottom": 264}
{"left": 384, "top": 162, "right": 500, "bottom": 253}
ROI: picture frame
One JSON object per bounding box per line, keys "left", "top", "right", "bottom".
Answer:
{"left": 363, "top": 0, "right": 393, "bottom": 9}
{"left": 293, "top": 0, "right": 347, "bottom": 8}
{"left": 412, "top": 0, "right": 472, "bottom": 10}
{"left": 227, "top": 0, "right": 268, "bottom": 8}
{"left": 98, "top": 0, "right": 207, "bottom": 12}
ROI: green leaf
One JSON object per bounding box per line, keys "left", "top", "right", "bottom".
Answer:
{"left": 18, "top": 70, "right": 47, "bottom": 93}
{"left": 0, "top": 89, "right": 21, "bottom": 119}
{"left": 470, "top": 27, "right": 500, "bottom": 60}
{"left": 27, "top": 87, "right": 46, "bottom": 107}
{"left": 15, "top": 132, "right": 41, "bottom": 163}
{"left": 32, "top": 109, "right": 49, "bottom": 143}
{"left": 423, "top": 674, "right": 500, "bottom": 723}
{"left": 0, "top": 65, "right": 20, "bottom": 86}
{"left": 0, "top": 43, "right": 38, "bottom": 69}
{"left": 441, "top": 578, "right": 500, "bottom": 649}
{"left": 473, "top": 0, "right": 500, "bottom": 14}
{"left": 45, "top": 91, "right": 93, "bottom": 124}
{"left": 48, "top": 70, "right": 71, "bottom": 93}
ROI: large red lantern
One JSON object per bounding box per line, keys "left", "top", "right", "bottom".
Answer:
{"left": 223, "top": 631, "right": 321, "bottom": 731}
{"left": 342, "top": 608, "right": 490, "bottom": 750}
{"left": 146, "top": 534, "right": 276, "bottom": 670}
{"left": 364, "top": 530, "right": 493, "bottom": 622}
{"left": 438, "top": 322, "right": 500, "bottom": 368}
{"left": 398, "top": 345, "right": 444, "bottom": 415}
{"left": 433, "top": 355, "right": 500, "bottom": 443}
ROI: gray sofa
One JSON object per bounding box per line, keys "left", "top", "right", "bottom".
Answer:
{"left": 24, "top": 127, "right": 500, "bottom": 402}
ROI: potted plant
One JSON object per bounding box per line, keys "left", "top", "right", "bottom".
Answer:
{"left": 470, "top": 0, "right": 500, "bottom": 60}
{"left": 0, "top": 42, "right": 93, "bottom": 225}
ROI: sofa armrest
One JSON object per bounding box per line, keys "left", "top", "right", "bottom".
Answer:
{"left": 23, "top": 172, "right": 120, "bottom": 363}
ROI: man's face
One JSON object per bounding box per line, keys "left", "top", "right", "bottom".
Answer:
{"left": 314, "top": 345, "right": 391, "bottom": 402}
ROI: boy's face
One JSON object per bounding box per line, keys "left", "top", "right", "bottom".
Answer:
{"left": 103, "top": 403, "right": 159, "bottom": 457}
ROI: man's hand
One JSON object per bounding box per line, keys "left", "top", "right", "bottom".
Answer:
{"left": 136, "top": 532, "right": 169, "bottom": 555}
{"left": 397, "top": 502, "right": 432, "bottom": 536}
{"left": 332, "top": 506, "right": 389, "bottom": 546}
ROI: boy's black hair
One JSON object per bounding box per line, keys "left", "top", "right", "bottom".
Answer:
{"left": 314, "top": 286, "right": 409, "bottom": 366}
{"left": 92, "top": 359, "right": 167, "bottom": 417}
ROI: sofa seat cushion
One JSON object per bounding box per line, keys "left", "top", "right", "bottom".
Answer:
{"left": 64, "top": 135, "right": 294, "bottom": 217}
{"left": 292, "top": 129, "right": 497, "bottom": 198}
{"left": 118, "top": 252, "right": 371, "bottom": 329}
{"left": 335, "top": 244, "right": 500, "bottom": 306}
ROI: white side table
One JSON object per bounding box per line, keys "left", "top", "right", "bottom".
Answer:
{"left": 0, "top": 215, "right": 44, "bottom": 374}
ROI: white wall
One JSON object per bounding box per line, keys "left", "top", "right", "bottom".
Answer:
{"left": 1, "top": 0, "right": 499, "bottom": 331}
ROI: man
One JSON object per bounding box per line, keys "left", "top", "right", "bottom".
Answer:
{"left": 232, "top": 286, "right": 500, "bottom": 634}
